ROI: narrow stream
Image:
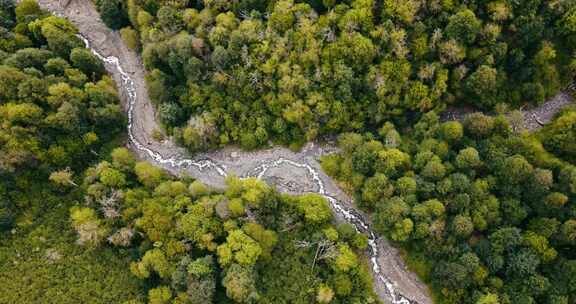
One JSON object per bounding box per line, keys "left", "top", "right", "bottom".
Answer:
{"left": 78, "top": 35, "right": 416, "bottom": 304}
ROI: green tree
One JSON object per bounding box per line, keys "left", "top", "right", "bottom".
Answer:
{"left": 158, "top": 103, "right": 183, "bottom": 128}
{"left": 421, "top": 159, "right": 446, "bottom": 181}
{"left": 120, "top": 27, "right": 140, "bottom": 51}
{"left": 333, "top": 244, "right": 358, "bottom": 272}
{"left": 316, "top": 284, "right": 335, "bottom": 303}
{"left": 296, "top": 194, "right": 332, "bottom": 224}
{"left": 465, "top": 113, "right": 495, "bottom": 138}
{"left": 545, "top": 192, "right": 568, "bottom": 208}
{"left": 134, "top": 161, "right": 165, "bottom": 188}
{"left": 157, "top": 6, "right": 184, "bottom": 34}
{"left": 452, "top": 215, "right": 474, "bottom": 238}
{"left": 391, "top": 218, "right": 413, "bottom": 242}
{"left": 455, "top": 147, "right": 482, "bottom": 169}
{"left": 111, "top": 147, "right": 135, "bottom": 171}
{"left": 541, "top": 111, "right": 576, "bottom": 162}
{"left": 489, "top": 227, "right": 522, "bottom": 254}
{"left": 30, "top": 16, "right": 82, "bottom": 57}
{"left": 148, "top": 286, "right": 171, "bottom": 304}
{"left": 361, "top": 173, "right": 394, "bottom": 209}
{"left": 506, "top": 250, "right": 540, "bottom": 277}
{"left": 96, "top": 0, "right": 129, "bottom": 30}
{"left": 70, "top": 206, "right": 108, "bottom": 248}
{"left": 560, "top": 220, "right": 576, "bottom": 245}
{"left": 217, "top": 230, "right": 262, "bottom": 266}
{"left": 99, "top": 167, "right": 126, "bottom": 188}
{"left": 466, "top": 65, "right": 499, "bottom": 108}
{"left": 446, "top": 9, "right": 481, "bottom": 44}
{"left": 439, "top": 39, "right": 466, "bottom": 64}
{"left": 0, "top": 66, "right": 27, "bottom": 102}
{"left": 440, "top": 121, "right": 463, "bottom": 143}
{"left": 503, "top": 155, "right": 533, "bottom": 184}
{"left": 15, "top": 0, "right": 42, "bottom": 23}
{"left": 49, "top": 168, "right": 78, "bottom": 187}
{"left": 0, "top": 198, "right": 14, "bottom": 231}
{"left": 375, "top": 148, "right": 411, "bottom": 177}
{"left": 383, "top": 0, "right": 422, "bottom": 24}
{"left": 476, "top": 293, "right": 499, "bottom": 304}
{"left": 70, "top": 48, "right": 105, "bottom": 80}
{"left": 222, "top": 264, "right": 259, "bottom": 303}
{"left": 130, "top": 249, "right": 172, "bottom": 279}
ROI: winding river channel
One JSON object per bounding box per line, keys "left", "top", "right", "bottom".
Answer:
{"left": 77, "top": 33, "right": 417, "bottom": 304}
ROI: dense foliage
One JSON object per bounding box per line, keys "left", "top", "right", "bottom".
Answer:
{"left": 68, "top": 148, "right": 378, "bottom": 303}
{"left": 96, "top": 0, "right": 130, "bottom": 30}
{"left": 0, "top": 1, "right": 140, "bottom": 302}
{"left": 4, "top": 1, "right": 576, "bottom": 303}
{"left": 106, "top": 0, "right": 575, "bottom": 149}
{"left": 321, "top": 112, "right": 576, "bottom": 303}
{"left": 0, "top": 0, "right": 124, "bottom": 233}
{"left": 539, "top": 108, "right": 576, "bottom": 164}
{"left": 0, "top": 182, "right": 144, "bottom": 304}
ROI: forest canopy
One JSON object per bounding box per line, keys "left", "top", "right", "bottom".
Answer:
{"left": 0, "top": 3, "right": 379, "bottom": 304}
{"left": 0, "top": 1, "right": 140, "bottom": 302}
{"left": 0, "top": 0, "right": 124, "bottom": 230}
{"left": 101, "top": 0, "right": 575, "bottom": 149}
{"left": 3, "top": 1, "right": 576, "bottom": 304}
{"left": 63, "top": 149, "right": 378, "bottom": 303}
{"left": 321, "top": 112, "right": 576, "bottom": 303}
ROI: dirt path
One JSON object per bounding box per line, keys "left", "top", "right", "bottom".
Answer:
{"left": 441, "top": 85, "right": 575, "bottom": 131}
{"left": 29, "top": 1, "right": 574, "bottom": 304}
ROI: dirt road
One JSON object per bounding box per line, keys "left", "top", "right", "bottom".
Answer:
{"left": 441, "top": 85, "right": 575, "bottom": 130}
{"left": 29, "top": 1, "right": 574, "bottom": 303}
